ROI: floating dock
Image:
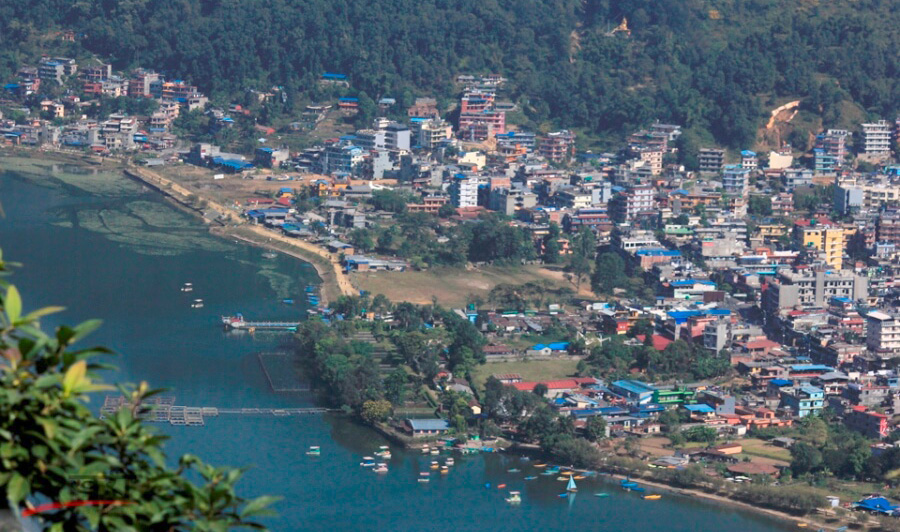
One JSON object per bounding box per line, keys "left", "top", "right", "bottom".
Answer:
{"left": 222, "top": 314, "right": 301, "bottom": 331}
{"left": 101, "top": 396, "right": 330, "bottom": 427}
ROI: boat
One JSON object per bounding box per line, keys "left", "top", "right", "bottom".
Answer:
{"left": 262, "top": 252, "right": 277, "bottom": 259}
{"left": 560, "top": 471, "right": 574, "bottom": 476}
{"left": 191, "top": 298, "right": 204, "bottom": 308}
{"left": 421, "top": 447, "right": 430, "bottom": 454}
{"left": 594, "top": 493, "right": 610, "bottom": 498}
{"left": 566, "top": 475, "right": 577, "bottom": 493}
{"left": 505, "top": 491, "right": 522, "bottom": 504}
{"left": 282, "top": 299, "right": 294, "bottom": 305}
{"left": 556, "top": 476, "right": 569, "bottom": 481}
{"left": 374, "top": 464, "right": 388, "bottom": 473}
{"left": 533, "top": 463, "right": 547, "bottom": 468}
{"left": 524, "top": 476, "right": 537, "bottom": 481}
{"left": 445, "top": 458, "right": 454, "bottom": 466}
{"left": 440, "top": 467, "right": 449, "bottom": 475}
{"left": 558, "top": 493, "right": 569, "bottom": 498}
{"left": 430, "top": 449, "right": 439, "bottom": 455}
{"left": 305, "top": 446, "right": 320, "bottom": 456}
{"left": 180, "top": 283, "right": 193, "bottom": 292}
{"left": 642, "top": 494, "right": 661, "bottom": 500}
{"left": 574, "top": 475, "right": 586, "bottom": 480}
{"left": 430, "top": 461, "right": 440, "bottom": 470}
{"left": 508, "top": 468, "right": 521, "bottom": 473}
{"left": 630, "top": 486, "right": 645, "bottom": 493}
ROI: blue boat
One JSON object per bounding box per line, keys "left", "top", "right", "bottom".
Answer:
{"left": 524, "top": 476, "right": 537, "bottom": 481}
{"left": 283, "top": 299, "right": 294, "bottom": 304}
{"left": 558, "top": 493, "right": 569, "bottom": 498}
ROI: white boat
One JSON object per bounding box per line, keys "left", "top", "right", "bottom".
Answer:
{"left": 180, "top": 283, "right": 193, "bottom": 292}
{"left": 374, "top": 464, "right": 388, "bottom": 473}
{"left": 567, "top": 475, "right": 578, "bottom": 493}
{"left": 305, "top": 446, "right": 320, "bottom": 456}
{"left": 446, "top": 458, "right": 455, "bottom": 466}
{"left": 421, "top": 447, "right": 430, "bottom": 454}
{"left": 505, "top": 491, "right": 522, "bottom": 504}
{"left": 418, "top": 472, "right": 430, "bottom": 483}
{"left": 191, "top": 299, "right": 204, "bottom": 309}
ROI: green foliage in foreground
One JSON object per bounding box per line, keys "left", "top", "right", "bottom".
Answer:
{"left": 0, "top": 251, "right": 277, "bottom": 530}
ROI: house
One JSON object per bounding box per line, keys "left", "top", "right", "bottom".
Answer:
{"left": 406, "top": 418, "right": 450, "bottom": 437}
{"left": 609, "top": 380, "right": 656, "bottom": 405}
{"left": 844, "top": 406, "right": 889, "bottom": 440}
{"left": 492, "top": 373, "right": 522, "bottom": 384}
{"left": 780, "top": 385, "right": 825, "bottom": 418}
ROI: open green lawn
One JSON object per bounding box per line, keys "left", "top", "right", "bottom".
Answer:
{"left": 739, "top": 438, "right": 792, "bottom": 462}
{"left": 470, "top": 359, "right": 581, "bottom": 392}
{"left": 354, "top": 264, "right": 585, "bottom": 308}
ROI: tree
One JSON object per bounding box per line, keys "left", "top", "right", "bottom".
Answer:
{"left": 0, "top": 264, "right": 277, "bottom": 529}
{"left": 360, "top": 399, "right": 393, "bottom": 424}
{"left": 584, "top": 416, "right": 607, "bottom": 442}
{"left": 384, "top": 368, "right": 407, "bottom": 405}
{"left": 551, "top": 437, "right": 602, "bottom": 468}
{"left": 533, "top": 383, "right": 549, "bottom": 397}
{"left": 748, "top": 195, "right": 772, "bottom": 216}
{"left": 790, "top": 442, "right": 823, "bottom": 475}
{"left": 568, "top": 228, "right": 596, "bottom": 290}
{"left": 591, "top": 252, "right": 625, "bottom": 294}
{"left": 683, "top": 426, "right": 717, "bottom": 445}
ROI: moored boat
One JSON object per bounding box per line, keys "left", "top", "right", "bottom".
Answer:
{"left": 524, "top": 476, "right": 537, "bottom": 481}
{"left": 594, "top": 492, "right": 610, "bottom": 497}
{"left": 305, "top": 446, "right": 320, "bottom": 456}
{"left": 505, "top": 491, "right": 521, "bottom": 504}
{"left": 566, "top": 475, "right": 577, "bottom": 493}
{"left": 642, "top": 494, "right": 661, "bottom": 500}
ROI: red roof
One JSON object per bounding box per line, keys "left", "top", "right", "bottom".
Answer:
{"left": 741, "top": 339, "right": 780, "bottom": 350}
{"left": 511, "top": 379, "right": 579, "bottom": 392}
{"left": 635, "top": 334, "right": 673, "bottom": 351}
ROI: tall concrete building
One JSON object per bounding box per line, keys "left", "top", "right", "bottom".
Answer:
{"left": 860, "top": 120, "right": 892, "bottom": 158}
{"left": 866, "top": 311, "right": 900, "bottom": 358}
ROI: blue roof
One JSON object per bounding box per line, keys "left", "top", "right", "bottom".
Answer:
{"left": 790, "top": 364, "right": 833, "bottom": 372}
{"left": 741, "top": 150, "right": 756, "bottom": 157}
{"left": 322, "top": 72, "right": 347, "bottom": 80}
{"left": 548, "top": 342, "right": 569, "bottom": 351}
{"left": 635, "top": 249, "right": 681, "bottom": 257}
{"left": 338, "top": 97, "right": 359, "bottom": 102}
{"left": 770, "top": 379, "right": 793, "bottom": 387}
{"left": 672, "top": 189, "right": 689, "bottom": 195}
{"left": 684, "top": 404, "right": 715, "bottom": 413}
{"left": 258, "top": 147, "right": 274, "bottom": 153}
{"left": 799, "top": 385, "right": 824, "bottom": 395}
{"left": 611, "top": 380, "right": 656, "bottom": 395}
{"left": 670, "top": 279, "right": 716, "bottom": 287}
{"left": 407, "top": 419, "right": 450, "bottom": 431}
{"left": 667, "top": 309, "right": 731, "bottom": 324}
{"left": 3, "top": 83, "right": 20, "bottom": 90}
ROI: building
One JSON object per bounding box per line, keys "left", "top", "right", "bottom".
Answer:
{"left": 538, "top": 130, "right": 576, "bottom": 162}
{"left": 698, "top": 148, "right": 725, "bottom": 173}
{"left": 866, "top": 311, "right": 900, "bottom": 358}
{"left": 878, "top": 210, "right": 900, "bottom": 245}
{"left": 458, "top": 89, "right": 505, "bottom": 141}
{"left": 406, "top": 419, "right": 450, "bottom": 437}
{"left": 834, "top": 185, "right": 864, "bottom": 215}
{"left": 740, "top": 150, "right": 757, "bottom": 170}
{"left": 495, "top": 131, "right": 536, "bottom": 152}
{"left": 38, "top": 57, "right": 77, "bottom": 84}
{"left": 450, "top": 174, "right": 479, "bottom": 208}
{"left": 319, "top": 142, "right": 364, "bottom": 175}
{"left": 609, "top": 380, "right": 656, "bottom": 405}
{"left": 384, "top": 122, "right": 411, "bottom": 151}
{"left": 782, "top": 168, "right": 813, "bottom": 190}
{"left": 860, "top": 120, "right": 892, "bottom": 159}
{"left": 254, "top": 147, "right": 289, "bottom": 168}
{"left": 764, "top": 269, "right": 868, "bottom": 311}
{"left": 407, "top": 97, "right": 439, "bottom": 119}
{"left": 844, "top": 406, "right": 889, "bottom": 439}
{"left": 723, "top": 165, "right": 750, "bottom": 195}
{"left": 780, "top": 385, "right": 825, "bottom": 418}
{"left": 412, "top": 118, "right": 452, "bottom": 149}
{"left": 610, "top": 186, "right": 655, "bottom": 222}
{"left": 814, "top": 129, "right": 848, "bottom": 171}
{"left": 490, "top": 187, "right": 537, "bottom": 216}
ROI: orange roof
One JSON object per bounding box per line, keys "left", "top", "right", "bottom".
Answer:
{"left": 511, "top": 379, "right": 579, "bottom": 392}
{"left": 635, "top": 334, "right": 673, "bottom": 351}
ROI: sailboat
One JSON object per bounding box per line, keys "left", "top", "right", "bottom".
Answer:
{"left": 566, "top": 475, "right": 577, "bottom": 492}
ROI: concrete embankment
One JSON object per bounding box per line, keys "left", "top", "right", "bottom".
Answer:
{"left": 122, "top": 165, "right": 355, "bottom": 305}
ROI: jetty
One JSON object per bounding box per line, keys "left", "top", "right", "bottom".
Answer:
{"left": 222, "top": 314, "right": 301, "bottom": 331}
{"left": 101, "top": 396, "right": 332, "bottom": 427}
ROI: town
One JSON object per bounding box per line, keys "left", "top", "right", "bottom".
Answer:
{"left": 5, "top": 52, "right": 900, "bottom": 526}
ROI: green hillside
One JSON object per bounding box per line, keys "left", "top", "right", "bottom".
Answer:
{"left": 1, "top": 0, "right": 897, "bottom": 148}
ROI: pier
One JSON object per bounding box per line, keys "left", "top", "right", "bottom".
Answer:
{"left": 101, "top": 396, "right": 332, "bottom": 427}
{"left": 222, "top": 314, "right": 301, "bottom": 331}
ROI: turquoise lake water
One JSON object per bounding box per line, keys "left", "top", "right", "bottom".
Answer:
{"left": 0, "top": 160, "right": 788, "bottom": 531}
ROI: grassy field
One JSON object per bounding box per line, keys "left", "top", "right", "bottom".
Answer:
{"left": 354, "top": 264, "right": 589, "bottom": 307}
{"left": 469, "top": 359, "right": 581, "bottom": 392}
{"left": 738, "top": 437, "right": 792, "bottom": 463}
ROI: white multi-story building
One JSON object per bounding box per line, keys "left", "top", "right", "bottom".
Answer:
{"left": 866, "top": 311, "right": 900, "bottom": 358}
{"left": 723, "top": 165, "right": 750, "bottom": 195}
{"left": 861, "top": 120, "right": 892, "bottom": 157}
{"left": 450, "top": 174, "right": 479, "bottom": 208}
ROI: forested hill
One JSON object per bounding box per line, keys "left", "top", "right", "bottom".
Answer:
{"left": 1, "top": 0, "right": 897, "bottom": 147}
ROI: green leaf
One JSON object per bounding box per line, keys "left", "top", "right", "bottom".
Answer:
{"left": 240, "top": 495, "right": 281, "bottom": 518}
{"left": 70, "top": 319, "right": 103, "bottom": 344}
{"left": 5, "top": 285, "right": 22, "bottom": 324}
{"left": 23, "top": 305, "right": 65, "bottom": 322}
{"left": 63, "top": 360, "right": 87, "bottom": 397}
{"left": 7, "top": 472, "right": 28, "bottom": 504}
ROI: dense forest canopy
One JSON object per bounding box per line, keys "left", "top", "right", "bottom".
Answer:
{"left": 1, "top": 0, "right": 897, "bottom": 147}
